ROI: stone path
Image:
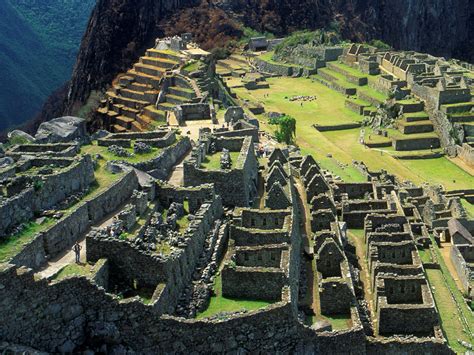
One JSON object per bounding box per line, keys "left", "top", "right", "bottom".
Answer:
{"left": 439, "top": 242, "right": 465, "bottom": 292}
{"left": 36, "top": 200, "right": 131, "bottom": 280}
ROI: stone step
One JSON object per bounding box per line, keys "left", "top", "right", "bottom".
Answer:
{"left": 165, "top": 94, "right": 190, "bottom": 105}
{"left": 144, "top": 105, "right": 166, "bottom": 122}
{"left": 146, "top": 48, "right": 183, "bottom": 63}
{"left": 403, "top": 113, "right": 430, "bottom": 122}
{"left": 131, "top": 121, "right": 144, "bottom": 132}
{"left": 449, "top": 113, "right": 474, "bottom": 123}
{"left": 128, "top": 81, "right": 154, "bottom": 93}
{"left": 116, "top": 116, "right": 135, "bottom": 130}
{"left": 441, "top": 102, "right": 474, "bottom": 114}
{"left": 395, "top": 101, "right": 425, "bottom": 113}
{"left": 157, "top": 102, "right": 176, "bottom": 111}
{"left": 111, "top": 104, "right": 139, "bottom": 119}
{"left": 134, "top": 63, "right": 166, "bottom": 78}
{"left": 140, "top": 56, "right": 178, "bottom": 69}
{"left": 119, "top": 75, "right": 135, "bottom": 86}
{"left": 107, "top": 91, "right": 149, "bottom": 110}
{"left": 136, "top": 114, "right": 152, "bottom": 128}
{"left": 168, "top": 86, "right": 196, "bottom": 100}
{"left": 127, "top": 69, "right": 162, "bottom": 87}
{"left": 398, "top": 121, "right": 434, "bottom": 135}
{"left": 112, "top": 124, "right": 127, "bottom": 133}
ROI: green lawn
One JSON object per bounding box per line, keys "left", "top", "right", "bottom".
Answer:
{"left": 0, "top": 218, "right": 55, "bottom": 263}
{"left": 425, "top": 238, "right": 474, "bottom": 353}
{"left": 196, "top": 272, "right": 271, "bottom": 319}
{"left": 314, "top": 314, "right": 352, "bottom": 331}
{"left": 53, "top": 263, "right": 93, "bottom": 281}
{"left": 200, "top": 151, "right": 240, "bottom": 170}
{"left": 417, "top": 248, "right": 433, "bottom": 263}
{"left": 233, "top": 76, "right": 473, "bottom": 189}
{"left": 461, "top": 199, "right": 474, "bottom": 219}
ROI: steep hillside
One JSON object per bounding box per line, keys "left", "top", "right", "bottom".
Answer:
{"left": 30, "top": 0, "right": 472, "bottom": 130}
{"left": 0, "top": 0, "right": 94, "bottom": 132}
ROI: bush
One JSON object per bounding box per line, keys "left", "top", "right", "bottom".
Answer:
{"left": 369, "top": 39, "right": 391, "bottom": 50}
{"left": 272, "top": 115, "right": 297, "bottom": 145}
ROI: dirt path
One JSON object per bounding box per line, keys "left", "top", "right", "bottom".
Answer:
{"left": 294, "top": 180, "right": 318, "bottom": 317}
{"left": 439, "top": 242, "right": 466, "bottom": 293}
{"left": 36, "top": 200, "right": 131, "bottom": 280}
{"left": 347, "top": 230, "right": 378, "bottom": 331}
{"left": 167, "top": 148, "right": 193, "bottom": 186}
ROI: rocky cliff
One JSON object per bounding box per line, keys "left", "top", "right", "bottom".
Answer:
{"left": 55, "top": 0, "right": 473, "bottom": 124}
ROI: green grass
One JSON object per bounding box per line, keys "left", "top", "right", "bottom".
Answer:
{"left": 53, "top": 263, "right": 93, "bottom": 281}
{"left": 200, "top": 151, "right": 240, "bottom": 170}
{"left": 329, "top": 62, "right": 366, "bottom": 78}
{"left": 461, "top": 199, "right": 474, "bottom": 218}
{"left": 258, "top": 51, "right": 295, "bottom": 68}
{"left": 233, "top": 76, "right": 473, "bottom": 188}
{"left": 0, "top": 218, "right": 55, "bottom": 263}
{"left": 81, "top": 141, "right": 162, "bottom": 164}
{"left": 196, "top": 272, "right": 272, "bottom": 319}
{"left": 425, "top": 238, "right": 474, "bottom": 352}
{"left": 314, "top": 314, "right": 352, "bottom": 331}
{"left": 317, "top": 68, "right": 356, "bottom": 89}
{"left": 358, "top": 85, "right": 387, "bottom": 102}
{"left": 349, "top": 229, "right": 365, "bottom": 239}
{"left": 417, "top": 248, "right": 432, "bottom": 263}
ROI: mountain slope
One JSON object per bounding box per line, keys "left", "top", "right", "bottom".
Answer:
{"left": 22, "top": 0, "right": 470, "bottom": 131}
{"left": 0, "top": 0, "right": 94, "bottom": 132}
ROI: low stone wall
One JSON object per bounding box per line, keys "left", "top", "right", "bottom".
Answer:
{"left": 255, "top": 58, "right": 294, "bottom": 76}
{"left": 392, "top": 137, "right": 440, "bottom": 151}
{"left": 366, "top": 337, "right": 452, "bottom": 354}
{"left": 0, "top": 156, "right": 95, "bottom": 237}
{"left": 345, "top": 99, "right": 368, "bottom": 115}
{"left": 132, "top": 137, "right": 191, "bottom": 179}
{"left": 457, "top": 143, "right": 474, "bottom": 167}
{"left": 313, "top": 123, "right": 361, "bottom": 132}
{"left": 7, "top": 170, "right": 139, "bottom": 270}
{"left": 312, "top": 75, "right": 356, "bottom": 96}
{"left": 358, "top": 91, "right": 383, "bottom": 106}
{"left": 326, "top": 62, "right": 368, "bottom": 86}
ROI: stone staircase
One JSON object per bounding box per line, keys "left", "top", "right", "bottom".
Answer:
{"left": 98, "top": 49, "right": 184, "bottom": 133}
{"left": 157, "top": 75, "right": 198, "bottom": 112}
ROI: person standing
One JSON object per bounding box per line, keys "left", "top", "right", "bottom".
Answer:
{"left": 73, "top": 241, "right": 82, "bottom": 264}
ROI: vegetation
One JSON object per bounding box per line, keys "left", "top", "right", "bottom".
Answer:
{"left": 0, "top": 0, "right": 95, "bottom": 131}
{"left": 233, "top": 77, "right": 473, "bottom": 189}
{"left": 196, "top": 272, "right": 271, "bottom": 319}
{"left": 200, "top": 151, "right": 240, "bottom": 170}
{"left": 274, "top": 30, "right": 341, "bottom": 57}
{"left": 81, "top": 142, "right": 162, "bottom": 164}
{"left": 425, "top": 237, "right": 474, "bottom": 352}
{"left": 53, "top": 263, "right": 93, "bottom": 281}
{"left": 0, "top": 218, "right": 55, "bottom": 263}
{"left": 313, "top": 314, "right": 352, "bottom": 330}
{"left": 368, "top": 39, "right": 391, "bottom": 50}
{"left": 271, "top": 114, "right": 297, "bottom": 144}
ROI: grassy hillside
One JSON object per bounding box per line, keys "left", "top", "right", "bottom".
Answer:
{"left": 0, "top": 0, "right": 95, "bottom": 132}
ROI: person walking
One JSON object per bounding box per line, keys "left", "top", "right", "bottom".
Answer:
{"left": 73, "top": 241, "right": 82, "bottom": 264}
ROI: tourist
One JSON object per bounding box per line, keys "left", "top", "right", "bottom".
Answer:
{"left": 73, "top": 241, "right": 82, "bottom": 264}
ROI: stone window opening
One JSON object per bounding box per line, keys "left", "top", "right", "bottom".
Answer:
{"left": 251, "top": 218, "right": 255, "bottom": 227}
{"left": 271, "top": 252, "right": 276, "bottom": 261}
{"left": 411, "top": 285, "right": 416, "bottom": 293}
{"left": 400, "top": 285, "right": 405, "bottom": 294}
{"left": 258, "top": 253, "right": 263, "bottom": 261}
{"left": 389, "top": 287, "right": 394, "bottom": 294}
{"left": 262, "top": 218, "right": 267, "bottom": 226}
{"left": 244, "top": 253, "right": 249, "bottom": 261}
{"left": 274, "top": 218, "right": 279, "bottom": 226}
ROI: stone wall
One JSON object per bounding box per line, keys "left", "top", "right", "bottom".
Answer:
{"left": 8, "top": 170, "right": 139, "bottom": 270}
{"left": 457, "top": 143, "right": 474, "bottom": 167}
{"left": 0, "top": 156, "right": 95, "bottom": 237}
{"left": 392, "top": 137, "right": 440, "bottom": 151}
{"left": 133, "top": 137, "right": 191, "bottom": 179}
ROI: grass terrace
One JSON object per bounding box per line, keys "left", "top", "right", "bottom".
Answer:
{"left": 424, "top": 236, "right": 474, "bottom": 353}
{"left": 182, "top": 60, "right": 202, "bottom": 73}
{"left": 200, "top": 151, "right": 240, "bottom": 170}
{"left": 232, "top": 76, "right": 473, "bottom": 187}
{"left": 313, "top": 314, "right": 353, "bottom": 331}
{"left": 196, "top": 272, "right": 272, "bottom": 319}
{"left": 0, "top": 218, "right": 55, "bottom": 263}
{"left": 81, "top": 141, "right": 162, "bottom": 164}
{"left": 53, "top": 263, "right": 93, "bottom": 281}
{"left": 461, "top": 199, "right": 474, "bottom": 219}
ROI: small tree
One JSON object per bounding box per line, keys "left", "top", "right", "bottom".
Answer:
{"left": 275, "top": 115, "right": 296, "bottom": 145}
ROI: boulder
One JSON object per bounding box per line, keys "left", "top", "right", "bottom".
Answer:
{"left": 0, "top": 157, "right": 14, "bottom": 168}
{"left": 224, "top": 106, "right": 244, "bottom": 123}
{"left": 91, "top": 129, "right": 110, "bottom": 140}
{"left": 7, "top": 130, "right": 35, "bottom": 144}
{"left": 35, "top": 116, "right": 88, "bottom": 143}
